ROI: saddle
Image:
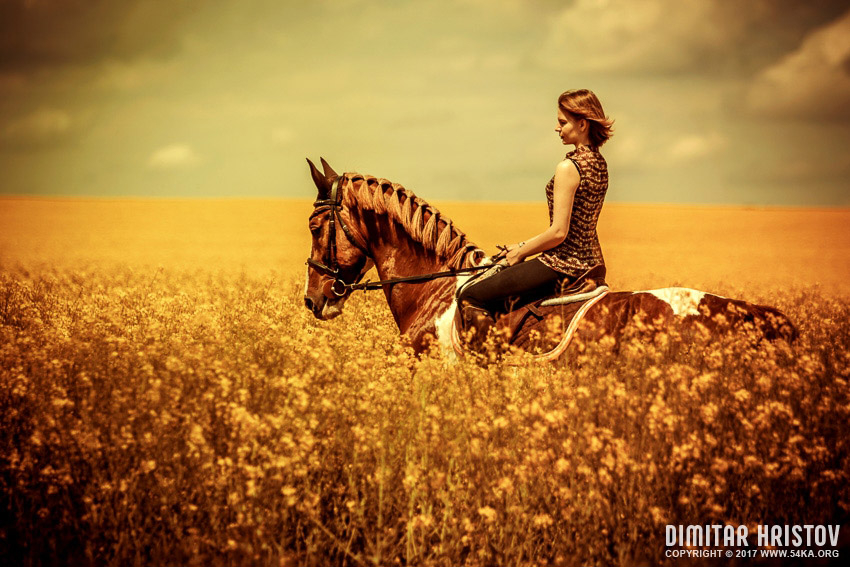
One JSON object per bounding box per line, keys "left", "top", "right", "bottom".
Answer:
{"left": 544, "top": 265, "right": 607, "bottom": 303}
{"left": 454, "top": 264, "right": 609, "bottom": 356}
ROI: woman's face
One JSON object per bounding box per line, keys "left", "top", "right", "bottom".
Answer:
{"left": 555, "top": 108, "right": 584, "bottom": 146}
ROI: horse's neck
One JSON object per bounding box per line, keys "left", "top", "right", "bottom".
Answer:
{"left": 359, "top": 209, "right": 458, "bottom": 339}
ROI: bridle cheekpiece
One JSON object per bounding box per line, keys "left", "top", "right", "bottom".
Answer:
{"left": 306, "top": 176, "right": 370, "bottom": 297}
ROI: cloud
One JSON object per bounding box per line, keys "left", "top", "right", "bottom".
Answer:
{"left": 1, "top": 107, "right": 72, "bottom": 148}
{"left": 602, "top": 130, "right": 646, "bottom": 168}
{"left": 0, "top": 72, "right": 28, "bottom": 92}
{"left": 668, "top": 132, "right": 726, "bottom": 162}
{"left": 93, "top": 59, "right": 178, "bottom": 91}
{"left": 536, "top": 0, "right": 757, "bottom": 73}
{"left": 0, "top": 0, "right": 201, "bottom": 72}
{"left": 535, "top": 0, "right": 849, "bottom": 75}
{"left": 605, "top": 130, "right": 726, "bottom": 169}
{"left": 148, "top": 144, "right": 202, "bottom": 169}
{"left": 746, "top": 9, "right": 850, "bottom": 119}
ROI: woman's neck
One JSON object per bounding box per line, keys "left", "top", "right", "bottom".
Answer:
{"left": 572, "top": 135, "right": 592, "bottom": 150}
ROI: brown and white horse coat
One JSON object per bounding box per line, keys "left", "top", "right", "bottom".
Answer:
{"left": 303, "top": 162, "right": 797, "bottom": 359}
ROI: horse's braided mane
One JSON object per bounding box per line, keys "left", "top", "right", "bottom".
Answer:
{"left": 341, "top": 173, "right": 484, "bottom": 269}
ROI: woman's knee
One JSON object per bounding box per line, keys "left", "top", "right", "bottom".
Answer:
{"left": 457, "top": 281, "right": 484, "bottom": 306}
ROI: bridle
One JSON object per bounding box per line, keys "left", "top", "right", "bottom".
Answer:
{"left": 306, "top": 176, "right": 371, "bottom": 298}
{"left": 306, "top": 174, "right": 501, "bottom": 298}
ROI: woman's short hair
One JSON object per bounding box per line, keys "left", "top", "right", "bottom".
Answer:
{"left": 558, "top": 89, "right": 614, "bottom": 148}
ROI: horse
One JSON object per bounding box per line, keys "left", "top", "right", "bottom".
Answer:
{"left": 302, "top": 158, "right": 797, "bottom": 359}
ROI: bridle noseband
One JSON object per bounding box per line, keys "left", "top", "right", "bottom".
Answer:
{"left": 306, "top": 176, "right": 370, "bottom": 297}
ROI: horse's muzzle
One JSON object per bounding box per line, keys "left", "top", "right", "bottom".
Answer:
{"left": 304, "top": 294, "right": 344, "bottom": 320}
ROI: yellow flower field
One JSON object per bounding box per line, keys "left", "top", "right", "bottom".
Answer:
{"left": 1, "top": 199, "right": 849, "bottom": 565}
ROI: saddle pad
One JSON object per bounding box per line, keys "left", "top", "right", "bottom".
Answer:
{"left": 540, "top": 285, "right": 609, "bottom": 306}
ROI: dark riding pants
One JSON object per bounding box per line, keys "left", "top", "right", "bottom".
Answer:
{"left": 457, "top": 257, "right": 573, "bottom": 314}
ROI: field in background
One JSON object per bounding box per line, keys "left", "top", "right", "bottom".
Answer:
{"left": 1, "top": 198, "right": 849, "bottom": 565}
{"left": 2, "top": 198, "right": 849, "bottom": 296}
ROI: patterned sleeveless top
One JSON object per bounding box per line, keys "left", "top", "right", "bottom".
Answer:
{"left": 538, "top": 145, "right": 608, "bottom": 277}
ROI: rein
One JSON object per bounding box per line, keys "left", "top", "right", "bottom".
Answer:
{"left": 306, "top": 176, "right": 498, "bottom": 296}
{"left": 346, "top": 264, "right": 495, "bottom": 292}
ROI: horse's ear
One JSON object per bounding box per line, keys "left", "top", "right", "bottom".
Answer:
{"left": 320, "top": 157, "right": 338, "bottom": 179}
{"left": 306, "top": 158, "right": 331, "bottom": 198}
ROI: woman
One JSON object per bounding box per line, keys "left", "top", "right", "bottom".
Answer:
{"left": 457, "top": 89, "right": 614, "bottom": 341}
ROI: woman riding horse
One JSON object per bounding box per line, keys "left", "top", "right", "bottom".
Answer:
{"left": 457, "top": 89, "right": 614, "bottom": 343}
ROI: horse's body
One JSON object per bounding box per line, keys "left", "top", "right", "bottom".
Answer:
{"left": 303, "top": 160, "right": 797, "bottom": 357}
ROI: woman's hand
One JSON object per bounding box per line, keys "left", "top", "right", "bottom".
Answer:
{"left": 504, "top": 242, "right": 526, "bottom": 266}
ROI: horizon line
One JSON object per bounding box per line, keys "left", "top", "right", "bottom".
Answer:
{"left": 1, "top": 194, "right": 848, "bottom": 212}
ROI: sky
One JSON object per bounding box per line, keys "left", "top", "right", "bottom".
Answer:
{"left": 1, "top": 0, "right": 849, "bottom": 206}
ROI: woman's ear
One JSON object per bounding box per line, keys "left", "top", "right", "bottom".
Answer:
{"left": 580, "top": 118, "right": 589, "bottom": 132}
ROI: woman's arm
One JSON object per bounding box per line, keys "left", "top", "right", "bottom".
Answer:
{"left": 504, "top": 159, "right": 580, "bottom": 265}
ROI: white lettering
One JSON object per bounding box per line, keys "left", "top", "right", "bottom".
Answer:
{"left": 666, "top": 524, "right": 838, "bottom": 550}
{"left": 666, "top": 525, "right": 676, "bottom": 546}
{"left": 686, "top": 525, "right": 703, "bottom": 547}
{"left": 828, "top": 525, "right": 840, "bottom": 546}
{"left": 804, "top": 525, "right": 814, "bottom": 546}
{"left": 771, "top": 525, "right": 783, "bottom": 547}
{"left": 723, "top": 525, "right": 736, "bottom": 546}
{"left": 710, "top": 525, "right": 722, "bottom": 546}
{"left": 815, "top": 525, "right": 826, "bottom": 546}
{"left": 737, "top": 525, "right": 749, "bottom": 547}
{"left": 791, "top": 525, "right": 803, "bottom": 547}
{"left": 758, "top": 525, "right": 769, "bottom": 547}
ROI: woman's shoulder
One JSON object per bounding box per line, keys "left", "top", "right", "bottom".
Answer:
{"left": 555, "top": 157, "right": 580, "bottom": 177}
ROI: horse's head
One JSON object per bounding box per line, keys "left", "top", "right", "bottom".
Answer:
{"left": 303, "top": 157, "right": 373, "bottom": 320}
